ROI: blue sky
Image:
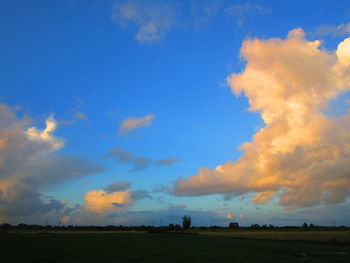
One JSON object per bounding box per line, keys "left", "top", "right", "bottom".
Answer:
{"left": 1, "top": 0, "right": 350, "bottom": 226}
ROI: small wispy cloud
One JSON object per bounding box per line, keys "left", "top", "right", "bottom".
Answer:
{"left": 111, "top": 0, "right": 178, "bottom": 43}
{"left": 106, "top": 146, "right": 180, "bottom": 172}
{"left": 225, "top": 3, "right": 272, "bottom": 26}
{"left": 104, "top": 181, "right": 131, "bottom": 193}
{"left": 72, "top": 97, "right": 88, "bottom": 122}
{"left": 313, "top": 23, "right": 350, "bottom": 37}
{"left": 118, "top": 114, "right": 155, "bottom": 136}
{"left": 189, "top": 0, "right": 225, "bottom": 29}
{"left": 129, "top": 156, "right": 152, "bottom": 172}
{"left": 106, "top": 146, "right": 134, "bottom": 162}
{"left": 155, "top": 157, "right": 181, "bottom": 166}
{"left": 111, "top": 1, "right": 273, "bottom": 42}
{"left": 74, "top": 111, "right": 87, "bottom": 120}
{"left": 106, "top": 146, "right": 152, "bottom": 172}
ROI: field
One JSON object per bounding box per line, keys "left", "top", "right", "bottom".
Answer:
{"left": 0, "top": 231, "right": 349, "bottom": 262}
{"left": 201, "top": 230, "right": 350, "bottom": 242}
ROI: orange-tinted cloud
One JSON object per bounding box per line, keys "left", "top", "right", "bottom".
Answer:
{"left": 226, "top": 213, "right": 234, "bottom": 219}
{"left": 84, "top": 190, "right": 133, "bottom": 213}
{"left": 60, "top": 216, "right": 71, "bottom": 224}
{"left": 174, "top": 29, "right": 350, "bottom": 209}
{"left": 83, "top": 181, "right": 151, "bottom": 213}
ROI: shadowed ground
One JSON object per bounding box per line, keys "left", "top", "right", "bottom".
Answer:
{"left": 0, "top": 232, "right": 349, "bottom": 262}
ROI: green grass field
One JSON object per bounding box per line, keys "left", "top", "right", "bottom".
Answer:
{"left": 0, "top": 231, "right": 349, "bottom": 262}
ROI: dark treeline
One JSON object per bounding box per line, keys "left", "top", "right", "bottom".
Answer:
{"left": 0, "top": 222, "right": 349, "bottom": 232}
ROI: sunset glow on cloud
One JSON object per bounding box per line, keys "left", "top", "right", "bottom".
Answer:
{"left": 84, "top": 190, "right": 132, "bottom": 213}
{"left": 174, "top": 29, "right": 350, "bottom": 209}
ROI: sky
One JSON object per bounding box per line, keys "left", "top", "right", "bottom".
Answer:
{"left": 1, "top": 0, "right": 350, "bottom": 227}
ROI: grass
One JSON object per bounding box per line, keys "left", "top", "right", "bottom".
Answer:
{"left": 0, "top": 231, "right": 349, "bottom": 262}
{"left": 200, "top": 230, "right": 350, "bottom": 242}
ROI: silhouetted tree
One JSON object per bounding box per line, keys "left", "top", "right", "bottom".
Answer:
{"left": 228, "top": 222, "right": 239, "bottom": 229}
{"left": 182, "top": 215, "right": 191, "bottom": 230}
{"left": 302, "top": 222, "right": 309, "bottom": 231}
{"left": 168, "top": 224, "right": 175, "bottom": 231}
{"left": 174, "top": 224, "right": 181, "bottom": 231}
{"left": 251, "top": 224, "right": 260, "bottom": 230}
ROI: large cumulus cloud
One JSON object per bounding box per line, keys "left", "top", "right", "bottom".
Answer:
{"left": 0, "top": 104, "right": 103, "bottom": 220}
{"left": 174, "top": 29, "right": 350, "bottom": 209}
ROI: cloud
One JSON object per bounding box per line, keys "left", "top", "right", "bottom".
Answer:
{"left": 189, "top": 0, "right": 226, "bottom": 29}
{"left": 129, "top": 156, "right": 152, "bottom": 172}
{"left": 174, "top": 29, "right": 350, "bottom": 210}
{"left": 106, "top": 146, "right": 179, "bottom": 172}
{"left": 111, "top": 0, "right": 178, "bottom": 43}
{"left": 130, "top": 189, "right": 151, "bottom": 200}
{"left": 70, "top": 97, "right": 88, "bottom": 122}
{"left": 225, "top": 213, "right": 234, "bottom": 219}
{"left": 0, "top": 104, "right": 103, "bottom": 220}
{"left": 60, "top": 215, "right": 71, "bottom": 224}
{"left": 106, "top": 146, "right": 134, "bottom": 162}
{"left": 74, "top": 111, "right": 87, "bottom": 121}
{"left": 106, "top": 146, "right": 152, "bottom": 172}
{"left": 118, "top": 114, "right": 155, "bottom": 136}
{"left": 84, "top": 182, "right": 150, "bottom": 213}
{"left": 225, "top": 3, "right": 271, "bottom": 26}
{"left": 155, "top": 157, "right": 181, "bottom": 166}
{"left": 105, "top": 181, "right": 131, "bottom": 192}
{"left": 0, "top": 183, "right": 66, "bottom": 217}
{"left": 111, "top": 1, "right": 273, "bottom": 42}
{"left": 46, "top": 200, "right": 350, "bottom": 226}
{"left": 313, "top": 23, "right": 350, "bottom": 37}
{"left": 26, "top": 115, "right": 64, "bottom": 151}
{"left": 84, "top": 190, "right": 133, "bottom": 213}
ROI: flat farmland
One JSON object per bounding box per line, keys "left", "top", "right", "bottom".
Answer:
{"left": 202, "top": 230, "right": 350, "bottom": 242}
{"left": 0, "top": 231, "right": 350, "bottom": 263}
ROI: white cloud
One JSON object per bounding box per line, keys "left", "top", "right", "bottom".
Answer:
{"left": 174, "top": 29, "right": 350, "bottom": 210}
{"left": 26, "top": 115, "right": 64, "bottom": 151}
